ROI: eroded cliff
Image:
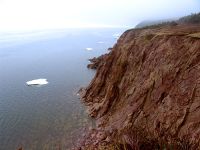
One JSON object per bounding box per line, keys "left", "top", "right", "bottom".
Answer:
{"left": 80, "top": 24, "right": 200, "bottom": 149}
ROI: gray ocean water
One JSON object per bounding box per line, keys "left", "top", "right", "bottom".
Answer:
{"left": 0, "top": 28, "right": 125, "bottom": 150}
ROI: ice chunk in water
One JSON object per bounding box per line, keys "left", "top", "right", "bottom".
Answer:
{"left": 26, "top": 79, "right": 48, "bottom": 86}
{"left": 85, "top": 48, "right": 93, "bottom": 51}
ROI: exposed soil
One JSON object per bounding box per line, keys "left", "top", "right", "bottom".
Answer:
{"left": 78, "top": 24, "right": 200, "bottom": 149}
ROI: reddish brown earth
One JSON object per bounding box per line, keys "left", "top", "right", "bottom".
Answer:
{"left": 87, "top": 54, "right": 109, "bottom": 69}
{"left": 79, "top": 24, "right": 200, "bottom": 149}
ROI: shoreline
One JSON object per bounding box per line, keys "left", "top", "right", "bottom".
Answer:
{"left": 76, "top": 24, "right": 200, "bottom": 149}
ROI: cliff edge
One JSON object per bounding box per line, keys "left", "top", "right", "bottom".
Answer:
{"left": 80, "top": 24, "right": 200, "bottom": 149}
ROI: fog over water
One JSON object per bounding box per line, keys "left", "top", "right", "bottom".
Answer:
{"left": 0, "top": 0, "right": 199, "bottom": 31}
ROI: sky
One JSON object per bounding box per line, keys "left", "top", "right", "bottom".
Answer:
{"left": 0, "top": 0, "right": 199, "bottom": 31}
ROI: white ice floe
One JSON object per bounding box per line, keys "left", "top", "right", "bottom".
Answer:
{"left": 85, "top": 48, "right": 93, "bottom": 51}
{"left": 26, "top": 79, "right": 48, "bottom": 86}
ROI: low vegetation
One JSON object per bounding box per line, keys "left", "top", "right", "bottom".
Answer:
{"left": 136, "top": 12, "right": 200, "bottom": 29}
{"left": 187, "top": 32, "right": 200, "bottom": 38}
{"left": 178, "top": 12, "right": 200, "bottom": 24}
{"left": 138, "top": 21, "right": 178, "bottom": 29}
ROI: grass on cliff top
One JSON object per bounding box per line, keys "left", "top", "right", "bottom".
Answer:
{"left": 187, "top": 32, "right": 200, "bottom": 38}
{"left": 153, "top": 32, "right": 200, "bottom": 38}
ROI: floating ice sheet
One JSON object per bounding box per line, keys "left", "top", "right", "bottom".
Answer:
{"left": 26, "top": 79, "right": 48, "bottom": 86}
{"left": 85, "top": 48, "right": 93, "bottom": 51}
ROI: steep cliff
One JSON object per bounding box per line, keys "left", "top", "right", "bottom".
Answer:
{"left": 80, "top": 24, "right": 200, "bottom": 149}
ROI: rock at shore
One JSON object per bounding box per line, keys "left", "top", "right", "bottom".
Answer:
{"left": 87, "top": 54, "right": 108, "bottom": 70}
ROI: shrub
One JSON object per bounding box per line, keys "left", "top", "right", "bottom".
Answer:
{"left": 178, "top": 13, "right": 200, "bottom": 24}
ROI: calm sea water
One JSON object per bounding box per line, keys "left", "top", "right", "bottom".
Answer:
{"left": 0, "top": 28, "right": 125, "bottom": 150}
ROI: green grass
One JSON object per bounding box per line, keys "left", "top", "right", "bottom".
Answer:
{"left": 178, "top": 12, "right": 200, "bottom": 24}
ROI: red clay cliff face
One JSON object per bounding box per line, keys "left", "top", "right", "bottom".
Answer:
{"left": 81, "top": 25, "right": 200, "bottom": 148}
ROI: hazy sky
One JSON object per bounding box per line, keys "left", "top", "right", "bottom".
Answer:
{"left": 0, "top": 0, "right": 199, "bottom": 31}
